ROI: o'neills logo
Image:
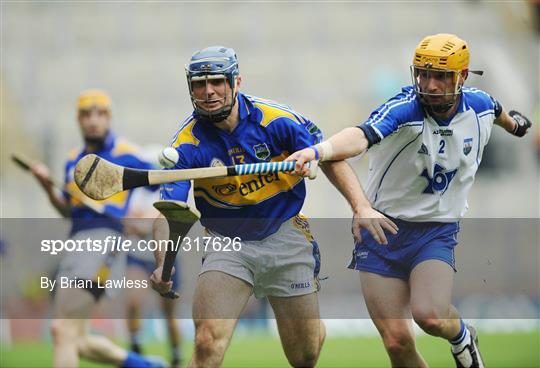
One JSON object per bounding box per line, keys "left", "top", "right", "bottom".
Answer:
{"left": 291, "top": 281, "right": 311, "bottom": 289}
{"left": 212, "top": 183, "right": 237, "bottom": 196}
{"left": 210, "top": 158, "right": 225, "bottom": 167}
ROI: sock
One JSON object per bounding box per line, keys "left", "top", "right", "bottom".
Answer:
{"left": 122, "top": 351, "right": 152, "bottom": 368}
{"left": 171, "top": 345, "right": 181, "bottom": 364}
{"left": 449, "top": 320, "right": 471, "bottom": 353}
{"left": 130, "top": 331, "right": 143, "bottom": 353}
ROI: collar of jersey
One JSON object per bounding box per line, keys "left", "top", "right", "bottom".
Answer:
{"left": 237, "top": 92, "right": 253, "bottom": 122}
{"left": 212, "top": 93, "right": 254, "bottom": 138}
{"left": 83, "top": 131, "right": 116, "bottom": 154}
{"left": 430, "top": 95, "right": 466, "bottom": 127}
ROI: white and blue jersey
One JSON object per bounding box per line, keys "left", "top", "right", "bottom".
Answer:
{"left": 358, "top": 86, "right": 501, "bottom": 222}
{"left": 350, "top": 86, "right": 501, "bottom": 278}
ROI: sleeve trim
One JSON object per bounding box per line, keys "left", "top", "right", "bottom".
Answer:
{"left": 357, "top": 124, "right": 381, "bottom": 148}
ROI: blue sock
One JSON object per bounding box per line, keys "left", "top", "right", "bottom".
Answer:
{"left": 122, "top": 351, "right": 150, "bottom": 368}
{"left": 449, "top": 319, "right": 466, "bottom": 345}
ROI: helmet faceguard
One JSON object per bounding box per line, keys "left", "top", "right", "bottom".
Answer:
{"left": 186, "top": 46, "right": 239, "bottom": 123}
{"left": 411, "top": 34, "right": 473, "bottom": 115}
{"left": 410, "top": 64, "right": 465, "bottom": 114}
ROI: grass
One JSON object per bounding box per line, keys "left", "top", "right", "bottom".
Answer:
{"left": 1, "top": 331, "right": 539, "bottom": 367}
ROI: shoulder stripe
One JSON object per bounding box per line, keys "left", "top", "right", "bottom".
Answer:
{"left": 171, "top": 117, "right": 200, "bottom": 148}
{"left": 170, "top": 116, "right": 196, "bottom": 145}
{"left": 477, "top": 110, "right": 494, "bottom": 118}
{"left": 254, "top": 102, "right": 298, "bottom": 127}
{"left": 67, "top": 147, "right": 80, "bottom": 161}
{"left": 112, "top": 138, "right": 140, "bottom": 156}
{"left": 367, "top": 89, "right": 417, "bottom": 127}
{"left": 464, "top": 87, "right": 490, "bottom": 96}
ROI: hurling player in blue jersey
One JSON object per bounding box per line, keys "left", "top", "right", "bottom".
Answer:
{"left": 150, "top": 46, "right": 339, "bottom": 367}
{"left": 30, "top": 90, "right": 163, "bottom": 368}
{"left": 287, "top": 34, "right": 532, "bottom": 368}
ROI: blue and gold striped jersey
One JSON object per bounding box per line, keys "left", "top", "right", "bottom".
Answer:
{"left": 64, "top": 132, "right": 154, "bottom": 235}
{"left": 160, "top": 93, "right": 323, "bottom": 240}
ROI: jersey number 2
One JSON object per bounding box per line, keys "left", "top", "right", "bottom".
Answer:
{"left": 438, "top": 140, "right": 445, "bottom": 154}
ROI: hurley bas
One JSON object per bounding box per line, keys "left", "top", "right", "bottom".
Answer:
{"left": 41, "top": 276, "right": 148, "bottom": 292}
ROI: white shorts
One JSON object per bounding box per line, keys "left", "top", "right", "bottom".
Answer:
{"left": 55, "top": 228, "right": 126, "bottom": 299}
{"left": 200, "top": 215, "right": 321, "bottom": 299}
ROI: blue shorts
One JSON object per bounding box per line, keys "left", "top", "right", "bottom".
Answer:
{"left": 127, "top": 255, "right": 181, "bottom": 289}
{"left": 348, "top": 217, "right": 459, "bottom": 280}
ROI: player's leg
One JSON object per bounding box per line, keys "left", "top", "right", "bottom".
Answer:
{"left": 161, "top": 259, "right": 182, "bottom": 367}
{"left": 125, "top": 261, "right": 149, "bottom": 354}
{"left": 268, "top": 292, "right": 324, "bottom": 367}
{"left": 53, "top": 295, "right": 130, "bottom": 367}
{"left": 51, "top": 288, "right": 96, "bottom": 367}
{"left": 78, "top": 331, "right": 129, "bottom": 364}
{"left": 161, "top": 296, "right": 181, "bottom": 367}
{"left": 252, "top": 215, "right": 326, "bottom": 367}
{"left": 52, "top": 287, "right": 161, "bottom": 368}
{"left": 410, "top": 260, "right": 460, "bottom": 338}
{"left": 360, "top": 271, "right": 428, "bottom": 368}
{"left": 189, "top": 271, "right": 252, "bottom": 368}
{"left": 53, "top": 232, "right": 162, "bottom": 368}
{"left": 410, "top": 260, "right": 484, "bottom": 367}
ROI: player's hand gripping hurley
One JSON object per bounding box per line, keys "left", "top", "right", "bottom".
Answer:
{"left": 152, "top": 200, "right": 201, "bottom": 299}
{"left": 11, "top": 153, "right": 110, "bottom": 216}
{"left": 74, "top": 153, "right": 318, "bottom": 200}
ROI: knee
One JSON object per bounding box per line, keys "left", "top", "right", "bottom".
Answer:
{"left": 413, "top": 309, "right": 446, "bottom": 336}
{"left": 381, "top": 330, "right": 416, "bottom": 358}
{"left": 194, "top": 323, "right": 227, "bottom": 359}
{"left": 287, "top": 348, "right": 319, "bottom": 368}
{"left": 319, "top": 320, "right": 326, "bottom": 349}
{"left": 50, "top": 320, "right": 78, "bottom": 344}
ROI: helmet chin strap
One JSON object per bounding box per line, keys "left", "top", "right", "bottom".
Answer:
{"left": 194, "top": 92, "right": 237, "bottom": 123}
{"left": 421, "top": 97, "right": 455, "bottom": 114}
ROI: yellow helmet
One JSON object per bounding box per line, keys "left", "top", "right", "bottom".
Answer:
{"left": 413, "top": 33, "right": 469, "bottom": 71}
{"left": 77, "top": 89, "right": 112, "bottom": 112}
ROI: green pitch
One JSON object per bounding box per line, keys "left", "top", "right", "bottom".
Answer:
{"left": 1, "top": 331, "right": 539, "bottom": 367}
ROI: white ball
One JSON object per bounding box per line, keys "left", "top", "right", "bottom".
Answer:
{"left": 158, "top": 147, "right": 179, "bottom": 168}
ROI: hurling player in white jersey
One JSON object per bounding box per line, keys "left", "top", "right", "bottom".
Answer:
{"left": 287, "top": 34, "right": 532, "bottom": 368}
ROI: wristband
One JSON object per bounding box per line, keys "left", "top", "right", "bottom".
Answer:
{"left": 315, "top": 141, "right": 333, "bottom": 161}
{"left": 309, "top": 146, "right": 320, "bottom": 161}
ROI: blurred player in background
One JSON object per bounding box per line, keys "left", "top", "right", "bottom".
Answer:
{"left": 124, "top": 148, "right": 182, "bottom": 368}
{"left": 30, "top": 89, "right": 163, "bottom": 367}
{"left": 287, "top": 34, "right": 532, "bottom": 368}
{"left": 150, "top": 46, "right": 338, "bottom": 367}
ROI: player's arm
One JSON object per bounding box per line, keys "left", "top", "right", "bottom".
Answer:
{"left": 30, "top": 162, "right": 70, "bottom": 217}
{"left": 282, "top": 115, "right": 397, "bottom": 244}
{"left": 320, "top": 160, "right": 398, "bottom": 244}
{"left": 152, "top": 213, "right": 169, "bottom": 267}
{"left": 149, "top": 144, "right": 192, "bottom": 295}
{"left": 150, "top": 213, "right": 176, "bottom": 295}
{"left": 287, "top": 127, "right": 369, "bottom": 176}
{"left": 494, "top": 109, "right": 532, "bottom": 137}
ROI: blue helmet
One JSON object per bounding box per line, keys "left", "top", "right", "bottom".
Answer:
{"left": 185, "top": 46, "right": 240, "bottom": 123}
